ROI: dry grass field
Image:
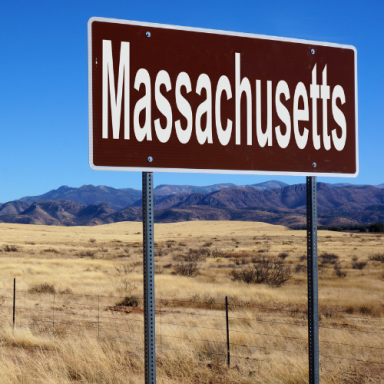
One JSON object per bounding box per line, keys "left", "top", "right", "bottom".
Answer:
{"left": 0, "top": 221, "right": 383, "bottom": 383}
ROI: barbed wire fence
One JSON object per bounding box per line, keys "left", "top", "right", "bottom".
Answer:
{"left": 0, "top": 281, "right": 383, "bottom": 381}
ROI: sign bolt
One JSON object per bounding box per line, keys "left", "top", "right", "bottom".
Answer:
{"left": 312, "top": 162, "right": 317, "bottom": 168}
{"left": 147, "top": 156, "right": 153, "bottom": 163}
{"left": 311, "top": 49, "right": 315, "bottom": 54}
{"left": 146, "top": 31, "right": 151, "bottom": 38}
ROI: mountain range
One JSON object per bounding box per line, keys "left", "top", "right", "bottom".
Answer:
{"left": 0, "top": 181, "right": 383, "bottom": 227}
{"left": 18, "top": 181, "right": 288, "bottom": 209}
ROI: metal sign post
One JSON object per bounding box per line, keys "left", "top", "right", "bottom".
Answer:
{"left": 307, "top": 176, "right": 319, "bottom": 384}
{"left": 142, "top": 172, "right": 156, "bottom": 384}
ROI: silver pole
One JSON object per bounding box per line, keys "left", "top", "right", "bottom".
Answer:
{"left": 142, "top": 172, "right": 156, "bottom": 384}
{"left": 306, "top": 176, "right": 319, "bottom": 384}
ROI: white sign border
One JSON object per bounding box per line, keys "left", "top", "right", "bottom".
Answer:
{"left": 88, "top": 17, "right": 358, "bottom": 178}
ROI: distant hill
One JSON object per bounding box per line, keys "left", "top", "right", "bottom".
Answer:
{"left": 0, "top": 201, "right": 31, "bottom": 216}
{"left": 20, "top": 185, "right": 141, "bottom": 210}
{"left": 18, "top": 181, "right": 287, "bottom": 209}
{"left": 153, "top": 180, "right": 288, "bottom": 195}
{"left": 156, "top": 183, "right": 384, "bottom": 212}
{"left": 154, "top": 183, "right": 239, "bottom": 196}
{"left": 1, "top": 181, "right": 383, "bottom": 227}
{"left": 326, "top": 182, "right": 384, "bottom": 189}
{"left": 248, "top": 180, "right": 289, "bottom": 190}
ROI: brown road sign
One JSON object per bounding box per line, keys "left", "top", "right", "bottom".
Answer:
{"left": 88, "top": 17, "right": 358, "bottom": 177}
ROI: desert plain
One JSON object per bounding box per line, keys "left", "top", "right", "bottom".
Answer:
{"left": 0, "top": 220, "right": 383, "bottom": 383}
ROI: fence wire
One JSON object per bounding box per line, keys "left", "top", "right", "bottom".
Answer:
{"left": 0, "top": 287, "right": 382, "bottom": 379}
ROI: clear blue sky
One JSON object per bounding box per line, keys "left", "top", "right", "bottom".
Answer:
{"left": 0, "top": 0, "right": 383, "bottom": 202}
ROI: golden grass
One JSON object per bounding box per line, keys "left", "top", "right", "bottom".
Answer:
{"left": 0, "top": 221, "right": 383, "bottom": 382}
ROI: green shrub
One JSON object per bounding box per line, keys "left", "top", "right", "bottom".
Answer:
{"left": 369, "top": 253, "right": 384, "bottom": 262}
{"left": 231, "top": 257, "right": 291, "bottom": 287}
{"left": 334, "top": 263, "right": 347, "bottom": 278}
{"left": 175, "top": 262, "right": 200, "bottom": 276}
{"left": 2, "top": 244, "right": 20, "bottom": 252}
{"left": 174, "top": 248, "right": 210, "bottom": 262}
{"left": 352, "top": 259, "right": 367, "bottom": 269}
{"left": 116, "top": 296, "right": 139, "bottom": 307}
{"left": 319, "top": 253, "right": 339, "bottom": 265}
{"left": 43, "top": 248, "right": 60, "bottom": 254}
{"left": 28, "top": 283, "right": 56, "bottom": 294}
{"left": 278, "top": 252, "right": 289, "bottom": 260}
{"left": 58, "top": 288, "right": 73, "bottom": 294}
